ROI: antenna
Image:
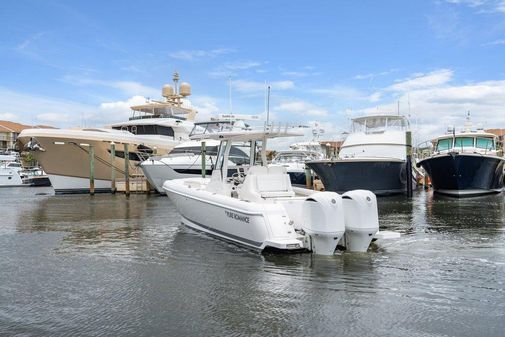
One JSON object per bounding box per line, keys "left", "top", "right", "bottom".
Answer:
{"left": 408, "top": 93, "right": 411, "bottom": 116}
{"left": 266, "top": 85, "right": 271, "bottom": 125}
{"left": 228, "top": 76, "right": 232, "bottom": 114}
{"left": 397, "top": 100, "right": 400, "bottom": 116}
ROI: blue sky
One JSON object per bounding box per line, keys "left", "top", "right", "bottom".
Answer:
{"left": 1, "top": 0, "right": 505, "bottom": 142}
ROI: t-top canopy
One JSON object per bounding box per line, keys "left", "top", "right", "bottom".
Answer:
{"left": 190, "top": 124, "right": 303, "bottom": 142}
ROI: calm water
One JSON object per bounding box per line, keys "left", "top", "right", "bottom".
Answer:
{"left": 1, "top": 187, "right": 504, "bottom": 337}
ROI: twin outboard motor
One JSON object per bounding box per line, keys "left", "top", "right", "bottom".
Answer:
{"left": 342, "top": 190, "right": 379, "bottom": 252}
{"left": 302, "top": 192, "right": 346, "bottom": 255}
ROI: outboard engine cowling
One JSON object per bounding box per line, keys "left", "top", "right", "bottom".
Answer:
{"left": 342, "top": 190, "right": 379, "bottom": 252}
{"left": 302, "top": 192, "right": 345, "bottom": 255}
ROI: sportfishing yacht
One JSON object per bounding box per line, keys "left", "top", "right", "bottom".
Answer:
{"left": 307, "top": 115, "right": 410, "bottom": 195}
{"left": 163, "top": 124, "right": 389, "bottom": 255}
{"left": 140, "top": 115, "right": 255, "bottom": 194}
{"left": 417, "top": 115, "right": 505, "bottom": 197}
{"left": 18, "top": 72, "right": 196, "bottom": 194}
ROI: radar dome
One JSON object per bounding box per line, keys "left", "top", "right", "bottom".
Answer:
{"left": 162, "top": 84, "right": 174, "bottom": 98}
{"left": 179, "top": 82, "right": 191, "bottom": 97}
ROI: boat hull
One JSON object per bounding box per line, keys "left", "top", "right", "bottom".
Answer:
{"left": 417, "top": 153, "right": 505, "bottom": 197}
{"left": 17, "top": 132, "right": 178, "bottom": 194}
{"left": 163, "top": 179, "right": 307, "bottom": 251}
{"left": 0, "top": 169, "right": 24, "bottom": 187}
{"left": 306, "top": 159, "right": 406, "bottom": 195}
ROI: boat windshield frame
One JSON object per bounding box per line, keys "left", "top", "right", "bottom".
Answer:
{"left": 351, "top": 115, "right": 409, "bottom": 134}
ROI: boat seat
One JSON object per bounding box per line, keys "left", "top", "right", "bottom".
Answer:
{"left": 238, "top": 165, "right": 295, "bottom": 202}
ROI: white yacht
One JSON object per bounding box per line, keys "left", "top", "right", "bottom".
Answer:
{"left": 163, "top": 124, "right": 390, "bottom": 255}
{"left": 271, "top": 126, "right": 326, "bottom": 185}
{"left": 307, "top": 115, "right": 410, "bottom": 195}
{"left": 0, "top": 159, "right": 24, "bottom": 187}
{"left": 140, "top": 115, "right": 255, "bottom": 194}
{"left": 18, "top": 72, "right": 196, "bottom": 194}
{"left": 417, "top": 114, "right": 505, "bottom": 197}
{"left": 271, "top": 150, "right": 323, "bottom": 185}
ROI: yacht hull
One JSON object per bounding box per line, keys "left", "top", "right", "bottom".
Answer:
{"left": 17, "top": 131, "right": 179, "bottom": 194}
{"left": 288, "top": 171, "right": 307, "bottom": 185}
{"left": 0, "top": 170, "right": 24, "bottom": 187}
{"left": 307, "top": 159, "right": 406, "bottom": 195}
{"left": 417, "top": 153, "right": 504, "bottom": 197}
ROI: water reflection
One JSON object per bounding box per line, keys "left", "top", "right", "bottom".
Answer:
{"left": 1, "top": 187, "right": 505, "bottom": 336}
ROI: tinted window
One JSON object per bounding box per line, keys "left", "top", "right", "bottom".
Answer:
{"left": 436, "top": 139, "right": 452, "bottom": 151}
{"left": 454, "top": 137, "right": 474, "bottom": 148}
{"left": 476, "top": 137, "right": 494, "bottom": 150}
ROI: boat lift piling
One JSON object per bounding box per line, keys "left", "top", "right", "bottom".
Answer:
{"left": 406, "top": 131, "right": 413, "bottom": 198}
{"left": 201, "top": 141, "right": 206, "bottom": 178}
{"left": 89, "top": 145, "right": 95, "bottom": 195}
{"left": 110, "top": 142, "right": 116, "bottom": 194}
{"left": 124, "top": 143, "right": 130, "bottom": 196}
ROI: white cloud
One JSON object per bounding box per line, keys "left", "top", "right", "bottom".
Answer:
{"left": 445, "top": 0, "right": 486, "bottom": 7}
{"left": 0, "top": 87, "right": 96, "bottom": 127}
{"left": 191, "top": 95, "right": 222, "bottom": 121}
{"left": 60, "top": 76, "right": 160, "bottom": 98}
{"left": 274, "top": 100, "right": 329, "bottom": 117}
{"left": 16, "top": 32, "right": 46, "bottom": 51}
{"left": 361, "top": 76, "right": 505, "bottom": 142}
{"left": 99, "top": 95, "right": 148, "bottom": 118}
{"left": 209, "top": 60, "right": 265, "bottom": 77}
{"left": 233, "top": 80, "right": 294, "bottom": 93}
{"left": 0, "top": 112, "right": 18, "bottom": 120}
{"left": 168, "top": 48, "right": 234, "bottom": 61}
{"left": 497, "top": 0, "right": 505, "bottom": 12}
{"left": 482, "top": 38, "right": 505, "bottom": 46}
{"left": 36, "top": 113, "right": 71, "bottom": 122}
{"left": 388, "top": 69, "right": 453, "bottom": 91}
{"left": 312, "top": 85, "right": 368, "bottom": 101}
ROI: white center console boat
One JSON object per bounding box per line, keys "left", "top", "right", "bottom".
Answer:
{"left": 163, "top": 124, "right": 395, "bottom": 255}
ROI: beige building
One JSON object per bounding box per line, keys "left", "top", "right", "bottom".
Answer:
{"left": 0, "top": 120, "right": 55, "bottom": 150}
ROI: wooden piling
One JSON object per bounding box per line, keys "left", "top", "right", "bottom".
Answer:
{"left": 110, "top": 142, "right": 116, "bottom": 194}
{"left": 305, "top": 166, "right": 312, "bottom": 189}
{"left": 201, "top": 141, "right": 206, "bottom": 178}
{"left": 89, "top": 145, "right": 95, "bottom": 195}
{"left": 406, "top": 131, "right": 413, "bottom": 198}
{"left": 124, "top": 143, "right": 130, "bottom": 196}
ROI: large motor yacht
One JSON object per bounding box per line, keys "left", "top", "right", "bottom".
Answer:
{"left": 18, "top": 73, "right": 196, "bottom": 194}
{"left": 307, "top": 115, "right": 410, "bottom": 195}
{"left": 163, "top": 124, "right": 396, "bottom": 255}
{"left": 140, "top": 115, "right": 256, "bottom": 194}
{"left": 417, "top": 115, "right": 505, "bottom": 197}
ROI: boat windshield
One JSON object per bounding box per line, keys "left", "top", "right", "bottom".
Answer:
{"left": 436, "top": 138, "right": 452, "bottom": 152}
{"left": 189, "top": 121, "right": 236, "bottom": 137}
{"left": 352, "top": 116, "right": 407, "bottom": 133}
{"left": 454, "top": 137, "right": 474, "bottom": 148}
{"left": 476, "top": 137, "right": 495, "bottom": 150}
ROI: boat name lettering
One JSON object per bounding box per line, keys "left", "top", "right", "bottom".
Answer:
{"left": 225, "top": 210, "right": 250, "bottom": 223}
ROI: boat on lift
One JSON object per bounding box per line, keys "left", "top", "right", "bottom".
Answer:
{"left": 307, "top": 115, "right": 410, "bottom": 195}
{"left": 140, "top": 114, "right": 257, "bottom": 194}
{"left": 18, "top": 72, "right": 196, "bottom": 194}
{"left": 417, "top": 114, "right": 505, "bottom": 197}
{"left": 163, "top": 123, "right": 393, "bottom": 255}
